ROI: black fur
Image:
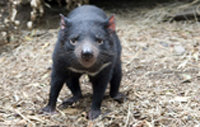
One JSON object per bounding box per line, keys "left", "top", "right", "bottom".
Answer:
{"left": 42, "top": 5, "right": 124, "bottom": 120}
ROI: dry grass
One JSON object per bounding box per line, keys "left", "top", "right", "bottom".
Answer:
{"left": 0, "top": 1, "right": 200, "bottom": 127}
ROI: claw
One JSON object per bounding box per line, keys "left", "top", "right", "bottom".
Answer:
{"left": 42, "top": 105, "right": 57, "bottom": 114}
{"left": 112, "top": 93, "right": 126, "bottom": 103}
{"left": 88, "top": 109, "right": 101, "bottom": 120}
{"left": 58, "top": 95, "right": 82, "bottom": 109}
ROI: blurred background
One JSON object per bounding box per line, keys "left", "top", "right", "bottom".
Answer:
{"left": 0, "top": 0, "right": 200, "bottom": 46}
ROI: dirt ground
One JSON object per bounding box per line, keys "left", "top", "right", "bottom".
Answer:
{"left": 0, "top": 1, "right": 200, "bottom": 127}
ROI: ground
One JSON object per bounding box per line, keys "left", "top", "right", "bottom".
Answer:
{"left": 0, "top": 1, "right": 200, "bottom": 127}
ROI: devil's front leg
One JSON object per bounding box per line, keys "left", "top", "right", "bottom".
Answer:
{"left": 42, "top": 70, "right": 66, "bottom": 113}
{"left": 88, "top": 68, "right": 112, "bottom": 120}
{"left": 59, "top": 73, "right": 82, "bottom": 109}
{"left": 110, "top": 59, "right": 126, "bottom": 103}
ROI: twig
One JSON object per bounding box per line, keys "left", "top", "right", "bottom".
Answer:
{"left": 14, "top": 109, "right": 35, "bottom": 126}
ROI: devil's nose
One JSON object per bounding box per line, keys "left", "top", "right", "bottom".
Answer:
{"left": 81, "top": 49, "right": 94, "bottom": 60}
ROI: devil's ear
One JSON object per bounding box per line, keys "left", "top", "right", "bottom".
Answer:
{"left": 60, "top": 14, "right": 70, "bottom": 30}
{"left": 106, "top": 15, "right": 115, "bottom": 32}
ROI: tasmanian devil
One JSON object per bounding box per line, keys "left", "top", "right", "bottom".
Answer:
{"left": 42, "top": 5, "right": 124, "bottom": 120}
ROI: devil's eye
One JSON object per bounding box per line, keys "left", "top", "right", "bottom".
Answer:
{"left": 96, "top": 38, "right": 104, "bottom": 45}
{"left": 69, "top": 38, "right": 77, "bottom": 45}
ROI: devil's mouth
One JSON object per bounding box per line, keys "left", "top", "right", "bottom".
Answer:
{"left": 79, "top": 59, "right": 96, "bottom": 68}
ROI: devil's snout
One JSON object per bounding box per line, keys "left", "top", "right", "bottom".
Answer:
{"left": 81, "top": 48, "right": 94, "bottom": 60}
{"left": 74, "top": 41, "right": 99, "bottom": 68}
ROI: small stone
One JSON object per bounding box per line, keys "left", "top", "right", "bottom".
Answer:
{"left": 14, "top": 20, "right": 20, "bottom": 26}
{"left": 27, "top": 21, "right": 33, "bottom": 29}
{"left": 1, "top": 32, "right": 7, "bottom": 36}
{"left": 160, "top": 41, "right": 169, "bottom": 47}
{"left": 174, "top": 45, "right": 185, "bottom": 55}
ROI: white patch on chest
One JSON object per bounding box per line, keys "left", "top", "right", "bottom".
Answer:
{"left": 68, "top": 62, "right": 111, "bottom": 76}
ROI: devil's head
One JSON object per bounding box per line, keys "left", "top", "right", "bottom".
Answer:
{"left": 58, "top": 14, "right": 116, "bottom": 71}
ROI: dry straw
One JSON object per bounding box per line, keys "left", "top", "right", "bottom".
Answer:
{"left": 0, "top": 0, "right": 200, "bottom": 127}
